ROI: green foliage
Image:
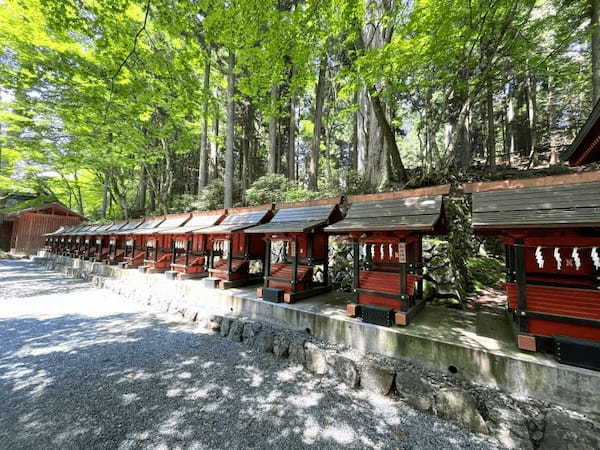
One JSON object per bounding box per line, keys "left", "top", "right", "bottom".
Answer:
{"left": 468, "top": 254, "right": 505, "bottom": 292}
{"left": 245, "top": 174, "right": 288, "bottom": 206}
{"left": 0, "top": 194, "right": 57, "bottom": 214}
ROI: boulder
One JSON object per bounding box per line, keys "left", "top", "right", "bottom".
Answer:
{"left": 360, "top": 363, "right": 394, "bottom": 395}
{"left": 242, "top": 321, "right": 262, "bottom": 346}
{"left": 540, "top": 409, "right": 600, "bottom": 450}
{"left": 220, "top": 318, "right": 232, "bottom": 337}
{"left": 273, "top": 333, "right": 290, "bottom": 359}
{"left": 288, "top": 336, "right": 306, "bottom": 364}
{"left": 435, "top": 388, "right": 488, "bottom": 435}
{"left": 253, "top": 329, "right": 274, "bottom": 353}
{"left": 227, "top": 320, "right": 244, "bottom": 342}
{"left": 394, "top": 369, "right": 435, "bottom": 412}
{"left": 304, "top": 343, "right": 329, "bottom": 375}
{"left": 327, "top": 354, "right": 359, "bottom": 388}
{"left": 183, "top": 309, "right": 198, "bottom": 322}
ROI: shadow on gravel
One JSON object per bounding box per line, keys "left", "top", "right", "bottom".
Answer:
{"left": 0, "top": 260, "right": 496, "bottom": 449}
{"left": 0, "top": 262, "right": 91, "bottom": 299}
{"left": 0, "top": 311, "right": 494, "bottom": 450}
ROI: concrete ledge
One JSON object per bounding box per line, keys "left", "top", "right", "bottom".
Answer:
{"left": 38, "top": 255, "right": 600, "bottom": 418}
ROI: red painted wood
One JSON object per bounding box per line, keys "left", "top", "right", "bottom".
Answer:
{"left": 524, "top": 246, "right": 596, "bottom": 278}
{"left": 171, "top": 256, "right": 206, "bottom": 274}
{"left": 144, "top": 253, "right": 171, "bottom": 270}
{"left": 267, "top": 263, "right": 313, "bottom": 292}
{"left": 357, "top": 293, "right": 402, "bottom": 310}
{"left": 10, "top": 212, "right": 82, "bottom": 254}
{"left": 506, "top": 282, "right": 600, "bottom": 341}
{"left": 359, "top": 271, "right": 420, "bottom": 296}
{"left": 212, "top": 259, "right": 249, "bottom": 281}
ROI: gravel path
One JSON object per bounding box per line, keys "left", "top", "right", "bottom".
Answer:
{"left": 0, "top": 259, "right": 502, "bottom": 449}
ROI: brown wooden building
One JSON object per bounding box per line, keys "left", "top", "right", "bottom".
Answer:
{"left": 0, "top": 203, "right": 84, "bottom": 255}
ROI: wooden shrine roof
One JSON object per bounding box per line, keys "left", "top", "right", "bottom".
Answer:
{"left": 115, "top": 219, "right": 145, "bottom": 234}
{"left": 100, "top": 221, "right": 129, "bottom": 234}
{"left": 144, "top": 213, "right": 192, "bottom": 235}
{"left": 170, "top": 210, "right": 226, "bottom": 234}
{"left": 564, "top": 98, "right": 600, "bottom": 166}
{"left": 246, "top": 199, "right": 342, "bottom": 234}
{"left": 72, "top": 224, "right": 102, "bottom": 235}
{"left": 472, "top": 181, "right": 600, "bottom": 229}
{"left": 194, "top": 208, "right": 272, "bottom": 235}
{"left": 93, "top": 223, "right": 114, "bottom": 234}
{"left": 131, "top": 216, "right": 166, "bottom": 235}
{"left": 325, "top": 194, "right": 445, "bottom": 233}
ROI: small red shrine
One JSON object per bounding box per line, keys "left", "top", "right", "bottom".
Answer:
{"left": 325, "top": 186, "right": 449, "bottom": 326}
{"left": 168, "top": 210, "right": 226, "bottom": 279}
{"left": 246, "top": 198, "right": 344, "bottom": 303}
{"left": 193, "top": 205, "right": 274, "bottom": 289}
{"left": 138, "top": 213, "right": 191, "bottom": 273}
{"left": 470, "top": 174, "right": 600, "bottom": 371}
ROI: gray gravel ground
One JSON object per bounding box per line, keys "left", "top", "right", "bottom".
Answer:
{"left": 0, "top": 259, "right": 503, "bottom": 449}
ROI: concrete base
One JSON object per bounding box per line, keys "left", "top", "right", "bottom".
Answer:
{"left": 38, "top": 255, "right": 600, "bottom": 417}
{"left": 164, "top": 270, "right": 178, "bottom": 281}
{"left": 218, "top": 275, "right": 263, "bottom": 289}
{"left": 202, "top": 277, "right": 221, "bottom": 289}
{"left": 177, "top": 272, "right": 208, "bottom": 280}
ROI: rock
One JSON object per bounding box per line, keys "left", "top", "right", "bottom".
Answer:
{"left": 228, "top": 320, "right": 244, "bottom": 342}
{"left": 486, "top": 404, "right": 533, "bottom": 450}
{"left": 304, "top": 343, "right": 329, "bottom": 375}
{"left": 253, "top": 329, "right": 274, "bottom": 353}
{"left": 273, "top": 334, "right": 290, "bottom": 359}
{"left": 360, "top": 363, "right": 394, "bottom": 395}
{"left": 220, "top": 318, "right": 232, "bottom": 337}
{"left": 206, "top": 315, "right": 222, "bottom": 332}
{"left": 183, "top": 309, "right": 198, "bottom": 322}
{"left": 435, "top": 388, "right": 488, "bottom": 435}
{"left": 394, "top": 369, "right": 434, "bottom": 412}
{"left": 288, "top": 336, "right": 306, "bottom": 364}
{"left": 326, "top": 354, "right": 359, "bottom": 388}
{"left": 540, "top": 409, "right": 600, "bottom": 450}
{"left": 242, "top": 321, "right": 262, "bottom": 346}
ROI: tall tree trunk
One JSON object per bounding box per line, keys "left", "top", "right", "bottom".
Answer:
{"left": 547, "top": 75, "right": 559, "bottom": 165}
{"left": 351, "top": 92, "right": 358, "bottom": 171}
{"left": 210, "top": 118, "right": 219, "bottom": 181}
{"left": 486, "top": 88, "right": 496, "bottom": 169}
{"left": 526, "top": 74, "right": 537, "bottom": 167}
{"left": 593, "top": 0, "right": 600, "bottom": 102}
{"left": 287, "top": 96, "right": 296, "bottom": 181}
{"left": 369, "top": 90, "right": 407, "bottom": 182}
{"left": 356, "top": 88, "right": 369, "bottom": 175}
{"left": 198, "top": 49, "right": 211, "bottom": 194}
{"left": 136, "top": 165, "right": 147, "bottom": 214}
{"left": 268, "top": 85, "right": 279, "bottom": 174}
{"left": 506, "top": 82, "right": 516, "bottom": 166}
{"left": 100, "top": 176, "right": 109, "bottom": 219}
{"left": 224, "top": 50, "right": 235, "bottom": 209}
{"left": 308, "top": 57, "right": 327, "bottom": 191}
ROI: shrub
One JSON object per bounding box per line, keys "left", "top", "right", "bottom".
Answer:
{"left": 245, "top": 174, "right": 288, "bottom": 206}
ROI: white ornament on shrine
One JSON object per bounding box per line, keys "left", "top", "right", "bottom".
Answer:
{"left": 592, "top": 247, "right": 600, "bottom": 270}
{"left": 571, "top": 247, "right": 581, "bottom": 270}
{"left": 535, "top": 246, "right": 544, "bottom": 269}
{"left": 553, "top": 247, "right": 562, "bottom": 270}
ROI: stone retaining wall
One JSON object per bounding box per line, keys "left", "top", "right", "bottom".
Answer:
{"left": 35, "top": 256, "right": 600, "bottom": 449}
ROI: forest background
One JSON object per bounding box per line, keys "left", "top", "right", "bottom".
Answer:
{"left": 2, "top": 0, "right": 599, "bottom": 303}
